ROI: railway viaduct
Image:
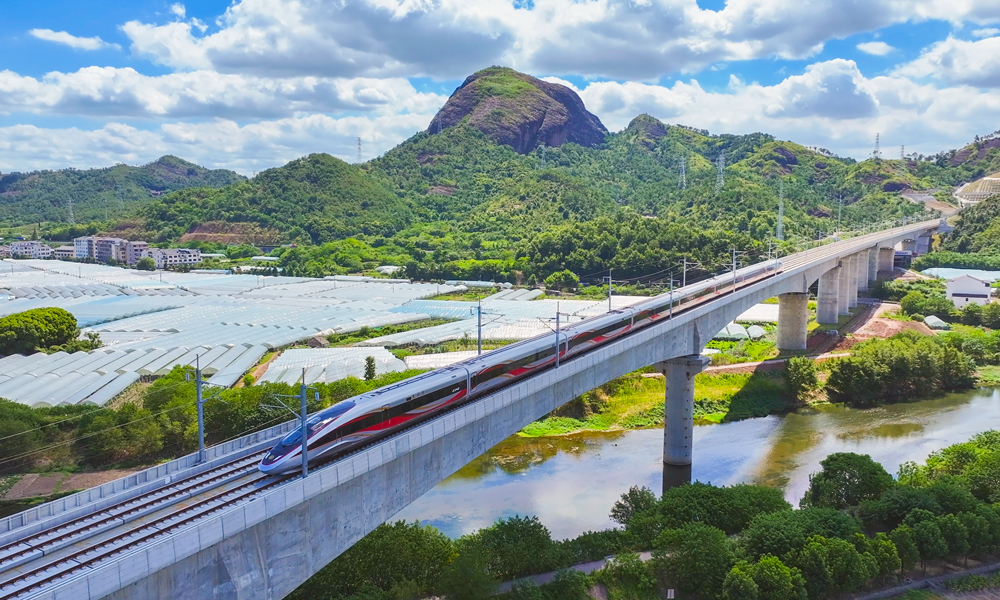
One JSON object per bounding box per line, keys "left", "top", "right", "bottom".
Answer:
{"left": 0, "top": 219, "right": 941, "bottom": 600}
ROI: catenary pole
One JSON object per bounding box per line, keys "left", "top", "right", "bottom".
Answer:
{"left": 477, "top": 297, "right": 482, "bottom": 355}
{"left": 300, "top": 368, "right": 308, "bottom": 478}
{"left": 196, "top": 355, "right": 205, "bottom": 463}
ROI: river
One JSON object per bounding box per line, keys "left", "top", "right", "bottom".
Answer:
{"left": 396, "top": 387, "right": 1000, "bottom": 540}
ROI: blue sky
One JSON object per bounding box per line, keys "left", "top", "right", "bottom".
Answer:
{"left": 2, "top": 0, "right": 1000, "bottom": 174}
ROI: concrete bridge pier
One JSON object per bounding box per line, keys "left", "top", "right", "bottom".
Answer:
{"left": 817, "top": 266, "right": 841, "bottom": 325}
{"left": 917, "top": 234, "right": 933, "bottom": 254}
{"left": 838, "top": 260, "right": 851, "bottom": 315}
{"left": 900, "top": 239, "right": 917, "bottom": 253}
{"left": 867, "top": 249, "right": 878, "bottom": 284}
{"left": 776, "top": 293, "right": 809, "bottom": 351}
{"left": 847, "top": 254, "right": 859, "bottom": 308}
{"left": 857, "top": 250, "right": 870, "bottom": 292}
{"left": 658, "top": 355, "right": 711, "bottom": 494}
{"left": 877, "top": 246, "right": 895, "bottom": 273}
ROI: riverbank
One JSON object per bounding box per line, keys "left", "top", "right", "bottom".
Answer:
{"left": 517, "top": 370, "right": 794, "bottom": 437}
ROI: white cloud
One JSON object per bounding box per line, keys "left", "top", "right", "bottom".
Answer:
{"left": 7, "top": 58, "right": 1000, "bottom": 174}
{"left": 29, "top": 29, "right": 120, "bottom": 51}
{"left": 972, "top": 27, "right": 1000, "bottom": 37}
{"left": 170, "top": 3, "right": 186, "bottom": 18}
{"left": 0, "top": 112, "right": 435, "bottom": 175}
{"left": 116, "top": 0, "right": 1000, "bottom": 79}
{"left": 856, "top": 41, "right": 894, "bottom": 55}
{"left": 0, "top": 67, "right": 446, "bottom": 119}
{"left": 896, "top": 36, "right": 1000, "bottom": 87}
{"left": 576, "top": 59, "right": 1000, "bottom": 159}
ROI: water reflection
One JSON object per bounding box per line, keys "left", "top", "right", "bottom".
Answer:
{"left": 396, "top": 388, "right": 1000, "bottom": 540}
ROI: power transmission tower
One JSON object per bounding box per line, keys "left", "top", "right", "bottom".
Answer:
{"left": 776, "top": 180, "right": 784, "bottom": 241}
{"left": 67, "top": 196, "right": 74, "bottom": 225}
{"left": 873, "top": 133, "right": 881, "bottom": 161}
{"left": 714, "top": 150, "right": 725, "bottom": 194}
{"left": 357, "top": 137, "right": 362, "bottom": 163}
{"left": 678, "top": 156, "right": 687, "bottom": 189}
{"left": 539, "top": 144, "right": 546, "bottom": 169}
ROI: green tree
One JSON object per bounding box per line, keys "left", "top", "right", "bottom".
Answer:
{"left": 958, "top": 512, "right": 992, "bottom": 557}
{"left": 890, "top": 526, "right": 920, "bottom": 572}
{"left": 785, "top": 357, "right": 818, "bottom": 400}
{"left": 983, "top": 301, "right": 1000, "bottom": 329}
{"left": 545, "top": 569, "right": 590, "bottom": 600}
{"left": 77, "top": 402, "right": 164, "bottom": 465}
{"left": 911, "top": 520, "right": 949, "bottom": 570}
{"left": 365, "top": 355, "right": 376, "bottom": 381}
{"left": 595, "top": 552, "right": 656, "bottom": 599}
{"left": 722, "top": 563, "right": 759, "bottom": 600}
{"left": 786, "top": 539, "right": 833, "bottom": 600}
{"left": 288, "top": 521, "right": 455, "bottom": 599}
{"left": 742, "top": 508, "right": 859, "bottom": 560}
{"left": 543, "top": 269, "right": 580, "bottom": 291}
{"left": 0, "top": 307, "right": 80, "bottom": 355}
{"left": 961, "top": 302, "right": 983, "bottom": 326}
{"left": 937, "top": 514, "right": 970, "bottom": 560}
{"left": 438, "top": 552, "right": 496, "bottom": 600}
{"left": 745, "top": 555, "right": 806, "bottom": 600}
{"left": 136, "top": 256, "right": 156, "bottom": 271}
{"left": 458, "top": 516, "right": 558, "bottom": 580}
{"left": 653, "top": 523, "right": 735, "bottom": 599}
{"left": 610, "top": 485, "right": 657, "bottom": 526}
{"left": 801, "top": 452, "right": 895, "bottom": 509}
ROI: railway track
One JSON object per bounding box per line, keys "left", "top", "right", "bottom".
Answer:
{"left": 0, "top": 219, "right": 936, "bottom": 600}
{"left": 0, "top": 471, "right": 287, "bottom": 600}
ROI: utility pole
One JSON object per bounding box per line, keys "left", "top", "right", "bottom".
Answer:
{"left": 299, "top": 368, "right": 308, "bottom": 478}
{"left": 477, "top": 297, "right": 482, "bottom": 355}
{"left": 196, "top": 355, "right": 204, "bottom": 463}
{"left": 682, "top": 256, "right": 687, "bottom": 288}
{"left": 263, "top": 372, "right": 319, "bottom": 479}
{"left": 668, "top": 276, "right": 674, "bottom": 319}
{"left": 607, "top": 268, "right": 613, "bottom": 312}
{"left": 555, "top": 302, "right": 561, "bottom": 367}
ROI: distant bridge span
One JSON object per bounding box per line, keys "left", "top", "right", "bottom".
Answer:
{"left": 0, "top": 219, "right": 940, "bottom": 600}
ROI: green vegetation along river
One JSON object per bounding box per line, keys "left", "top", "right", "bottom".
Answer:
{"left": 397, "top": 387, "right": 1000, "bottom": 540}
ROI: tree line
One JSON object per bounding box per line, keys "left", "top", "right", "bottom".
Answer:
{"left": 287, "top": 428, "right": 1000, "bottom": 600}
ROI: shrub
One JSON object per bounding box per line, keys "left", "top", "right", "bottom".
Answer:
{"left": 801, "top": 452, "right": 895, "bottom": 510}
{"left": 784, "top": 357, "right": 818, "bottom": 400}
{"left": 0, "top": 307, "right": 80, "bottom": 355}
{"left": 543, "top": 269, "right": 579, "bottom": 291}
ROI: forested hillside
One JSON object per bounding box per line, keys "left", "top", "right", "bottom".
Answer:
{"left": 16, "top": 66, "right": 992, "bottom": 284}
{"left": 0, "top": 156, "right": 245, "bottom": 227}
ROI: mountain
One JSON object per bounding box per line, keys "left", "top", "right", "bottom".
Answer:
{"left": 25, "top": 66, "right": 981, "bottom": 283}
{"left": 0, "top": 156, "right": 244, "bottom": 227}
{"left": 426, "top": 66, "right": 607, "bottom": 154}
{"left": 131, "top": 153, "right": 413, "bottom": 243}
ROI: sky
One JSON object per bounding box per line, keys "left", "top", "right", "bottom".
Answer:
{"left": 2, "top": 0, "right": 1000, "bottom": 175}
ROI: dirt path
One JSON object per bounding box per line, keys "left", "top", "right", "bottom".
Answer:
{"left": 2, "top": 469, "right": 141, "bottom": 501}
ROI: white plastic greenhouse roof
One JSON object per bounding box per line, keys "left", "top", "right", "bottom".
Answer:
{"left": 258, "top": 348, "right": 405, "bottom": 385}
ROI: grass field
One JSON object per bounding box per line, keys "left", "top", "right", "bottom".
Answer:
{"left": 520, "top": 370, "right": 794, "bottom": 436}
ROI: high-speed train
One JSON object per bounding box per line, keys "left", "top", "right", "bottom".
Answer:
{"left": 259, "top": 259, "right": 781, "bottom": 474}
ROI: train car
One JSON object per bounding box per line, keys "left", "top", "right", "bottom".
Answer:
{"left": 260, "top": 259, "right": 781, "bottom": 474}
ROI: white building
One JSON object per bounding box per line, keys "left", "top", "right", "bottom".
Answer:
{"left": 53, "top": 246, "right": 75, "bottom": 259}
{"left": 10, "top": 241, "right": 52, "bottom": 259}
{"left": 947, "top": 274, "right": 993, "bottom": 308}
{"left": 153, "top": 248, "right": 202, "bottom": 269}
